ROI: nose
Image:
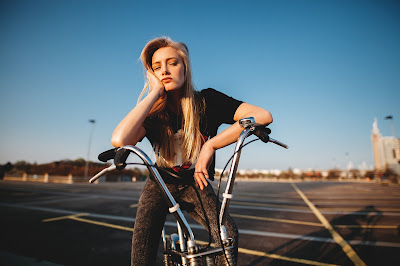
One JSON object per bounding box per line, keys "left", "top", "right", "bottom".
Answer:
{"left": 161, "top": 64, "right": 170, "bottom": 75}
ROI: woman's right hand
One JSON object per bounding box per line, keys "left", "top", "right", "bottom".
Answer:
{"left": 147, "top": 70, "right": 165, "bottom": 98}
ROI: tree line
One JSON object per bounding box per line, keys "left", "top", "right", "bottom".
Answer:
{"left": 0, "top": 159, "right": 149, "bottom": 181}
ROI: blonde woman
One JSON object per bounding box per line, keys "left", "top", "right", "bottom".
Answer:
{"left": 111, "top": 37, "right": 272, "bottom": 265}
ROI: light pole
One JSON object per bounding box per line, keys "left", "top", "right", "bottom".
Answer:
{"left": 345, "top": 152, "right": 349, "bottom": 178}
{"left": 85, "top": 119, "right": 96, "bottom": 179}
{"left": 384, "top": 115, "right": 395, "bottom": 137}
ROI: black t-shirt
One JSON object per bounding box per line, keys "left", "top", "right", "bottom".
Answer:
{"left": 143, "top": 88, "right": 243, "bottom": 181}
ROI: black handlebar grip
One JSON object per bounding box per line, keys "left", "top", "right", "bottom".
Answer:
{"left": 98, "top": 148, "right": 118, "bottom": 162}
{"left": 114, "top": 148, "right": 130, "bottom": 170}
{"left": 254, "top": 126, "right": 271, "bottom": 143}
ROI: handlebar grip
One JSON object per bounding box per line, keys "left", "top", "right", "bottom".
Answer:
{"left": 253, "top": 126, "right": 271, "bottom": 143}
{"left": 114, "top": 148, "right": 130, "bottom": 170}
{"left": 98, "top": 148, "right": 118, "bottom": 162}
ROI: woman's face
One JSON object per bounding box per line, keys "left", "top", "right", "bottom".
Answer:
{"left": 151, "top": 47, "right": 185, "bottom": 92}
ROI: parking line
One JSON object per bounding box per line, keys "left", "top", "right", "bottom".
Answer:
{"left": 237, "top": 247, "right": 339, "bottom": 266}
{"left": 334, "top": 225, "right": 397, "bottom": 229}
{"left": 231, "top": 213, "right": 323, "bottom": 227}
{"left": 43, "top": 213, "right": 134, "bottom": 231}
{"left": 71, "top": 216, "right": 134, "bottom": 232}
{"left": 42, "top": 213, "right": 89, "bottom": 222}
{"left": 291, "top": 183, "right": 366, "bottom": 266}
{"left": 232, "top": 201, "right": 308, "bottom": 209}
{"left": 231, "top": 213, "right": 398, "bottom": 229}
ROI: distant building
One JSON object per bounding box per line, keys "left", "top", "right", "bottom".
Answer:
{"left": 371, "top": 118, "right": 400, "bottom": 175}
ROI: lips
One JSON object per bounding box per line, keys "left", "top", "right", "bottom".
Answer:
{"left": 161, "top": 77, "right": 172, "bottom": 83}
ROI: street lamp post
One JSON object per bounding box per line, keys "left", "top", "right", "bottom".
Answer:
{"left": 345, "top": 152, "right": 349, "bottom": 178}
{"left": 85, "top": 119, "right": 96, "bottom": 179}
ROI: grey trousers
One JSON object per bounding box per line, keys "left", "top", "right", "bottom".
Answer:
{"left": 131, "top": 177, "right": 238, "bottom": 265}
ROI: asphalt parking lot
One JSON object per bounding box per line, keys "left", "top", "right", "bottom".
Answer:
{"left": 1, "top": 180, "right": 399, "bottom": 265}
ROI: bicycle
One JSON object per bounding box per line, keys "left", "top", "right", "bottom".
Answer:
{"left": 89, "top": 117, "right": 288, "bottom": 265}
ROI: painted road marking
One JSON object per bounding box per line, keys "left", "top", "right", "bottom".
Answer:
{"left": 71, "top": 216, "right": 135, "bottom": 232}
{"left": 291, "top": 183, "right": 366, "bottom": 266}
{"left": 236, "top": 247, "right": 338, "bottom": 266}
{"left": 229, "top": 204, "right": 400, "bottom": 216}
{"left": 25, "top": 196, "right": 99, "bottom": 206}
{"left": 43, "top": 213, "right": 337, "bottom": 266}
{"left": 129, "top": 204, "right": 138, "bottom": 208}
{"left": 231, "top": 213, "right": 398, "bottom": 229}
{"left": 232, "top": 201, "right": 309, "bottom": 209}
{"left": 42, "top": 213, "right": 89, "bottom": 222}
{"left": 334, "top": 225, "right": 398, "bottom": 229}
{"left": 231, "top": 213, "right": 323, "bottom": 227}
{"left": 232, "top": 200, "right": 400, "bottom": 212}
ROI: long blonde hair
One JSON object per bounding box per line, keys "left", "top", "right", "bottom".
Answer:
{"left": 138, "top": 37, "right": 204, "bottom": 167}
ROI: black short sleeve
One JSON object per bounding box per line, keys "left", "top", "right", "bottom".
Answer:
{"left": 200, "top": 88, "right": 243, "bottom": 137}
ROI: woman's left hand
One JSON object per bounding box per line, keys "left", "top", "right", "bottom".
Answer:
{"left": 194, "top": 142, "right": 215, "bottom": 190}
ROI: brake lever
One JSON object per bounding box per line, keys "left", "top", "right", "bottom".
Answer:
{"left": 253, "top": 126, "right": 271, "bottom": 143}
{"left": 114, "top": 148, "right": 130, "bottom": 170}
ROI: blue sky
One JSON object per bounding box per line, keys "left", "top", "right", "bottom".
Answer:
{"left": 1, "top": 0, "right": 399, "bottom": 171}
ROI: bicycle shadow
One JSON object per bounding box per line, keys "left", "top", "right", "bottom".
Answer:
{"left": 248, "top": 205, "right": 392, "bottom": 266}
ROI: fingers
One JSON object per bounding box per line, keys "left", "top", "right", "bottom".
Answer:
{"left": 146, "top": 70, "right": 164, "bottom": 95}
{"left": 194, "top": 170, "right": 209, "bottom": 190}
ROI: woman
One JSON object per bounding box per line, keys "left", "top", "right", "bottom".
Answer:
{"left": 111, "top": 37, "right": 272, "bottom": 265}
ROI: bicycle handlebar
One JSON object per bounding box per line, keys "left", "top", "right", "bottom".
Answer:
{"left": 89, "top": 119, "right": 288, "bottom": 184}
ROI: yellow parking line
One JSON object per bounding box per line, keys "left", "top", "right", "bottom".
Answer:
{"left": 70, "top": 217, "right": 134, "bottom": 232}
{"left": 334, "top": 224, "right": 397, "bottom": 229}
{"left": 319, "top": 207, "right": 400, "bottom": 212}
{"left": 237, "top": 247, "right": 339, "bottom": 266}
{"left": 129, "top": 204, "right": 139, "bottom": 208}
{"left": 232, "top": 201, "right": 309, "bottom": 209}
{"left": 231, "top": 213, "right": 398, "bottom": 229}
{"left": 231, "top": 213, "right": 323, "bottom": 227}
{"left": 42, "top": 213, "right": 89, "bottom": 222}
{"left": 291, "top": 183, "right": 366, "bottom": 266}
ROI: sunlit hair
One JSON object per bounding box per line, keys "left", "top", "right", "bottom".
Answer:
{"left": 138, "top": 37, "right": 204, "bottom": 167}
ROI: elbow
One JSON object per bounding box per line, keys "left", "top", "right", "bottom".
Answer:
{"left": 111, "top": 135, "right": 123, "bottom": 148}
{"left": 111, "top": 132, "right": 139, "bottom": 148}
{"left": 111, "top": 133, "right": 128, "bottom": 148}
{"left": 257, "top": 108, "right": 273, "bottom": 125}
{"left": 265, "top": 110, "right": 273, "bottom": 125}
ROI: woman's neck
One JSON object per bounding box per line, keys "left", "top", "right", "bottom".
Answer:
{"left": 167, "top": 90, "right": 182, "bottom": 114}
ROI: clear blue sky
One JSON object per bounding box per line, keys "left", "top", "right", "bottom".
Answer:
{"left": 1, "top": 0, "right": 399, "bottom": 171}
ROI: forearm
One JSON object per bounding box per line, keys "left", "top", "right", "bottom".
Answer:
{"left": 111, "top": 89, "right": 160, "bottom": 147}
{"left": 207, "top": 104, "right": 272, "bottom": 151}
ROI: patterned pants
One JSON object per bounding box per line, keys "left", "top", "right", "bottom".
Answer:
{"left": 130, "top": 175, "right": 238, "bottom": 265}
